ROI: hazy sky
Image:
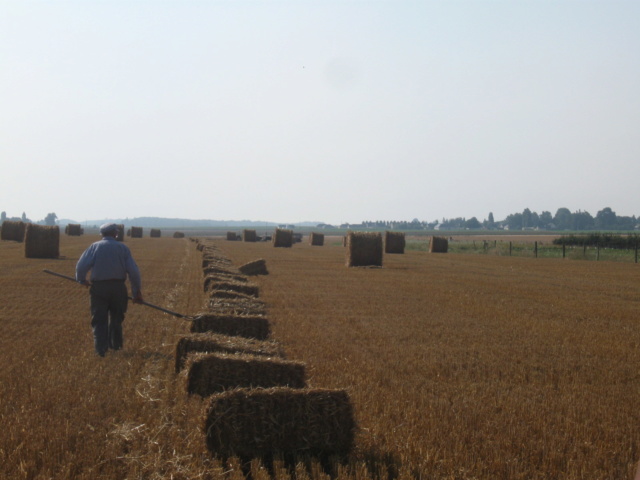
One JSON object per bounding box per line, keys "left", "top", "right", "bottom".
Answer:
{"left": 2, "top": 1, "right": 639, "bottom": 225}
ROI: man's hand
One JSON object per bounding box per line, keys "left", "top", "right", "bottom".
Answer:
{"left": 79, "top": 280, "right": 91, "bottom": 288}
{"left": 133, "top": 291, "right": 144, "bottom": 304}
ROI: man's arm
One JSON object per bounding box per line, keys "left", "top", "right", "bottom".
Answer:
{"left": 75, "top": 245, "right": 96, "bottom": 284}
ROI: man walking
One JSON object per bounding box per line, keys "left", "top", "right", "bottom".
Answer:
{"left": 76, "top": 223, "right": 143, "bottom": 357}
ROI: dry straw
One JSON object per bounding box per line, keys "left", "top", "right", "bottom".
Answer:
{"left": 345, "top": 232, "right": 383, "bottom": 267}
{"left": 205, "top": 280, "right": 259, "bottom": 297}
{"left": 182, "top": 352, "right": 306, "bottom": 397}
{"left": 190, "top": 313, "right": 270, "bottom": 339}
{"left": 24, "top": 224, "right": 59, "bottom": 259}
{"left": 208, "top": 298, "right": 267, "bottom": 316}
{"left": 429, "top": 236, "right": 449, "bottom": 253}
{"left": 384, "top": 231, "right": 406, "bottom": 254}
{"left": 203, "top": 271, "right": 248, "bottom": 284}
{"left": 242, "top": 229, "right": 257, "bottom": 242}
{"left": 65, "top": 224, "right": 83, "bottom": 236}
{"left": 203, "top": 387, "right": 356, "bottom": 459}
{"left": 273, "top": 228, "right": 293, "bottom": 248}
{"left": 150, "top": 228, "right": 161, "bottom": 238}
{"left": 174, "top": 333, "right": 283, "bottom": 373}
{"left": 238, "top": 259, "right": 268, "bottom": 275}
{"left": 130, "top": 226, "right": 143, "bottom": 238}
{"left": 309, "top": 232, "right": 324, "bottom": 246}
{"left": 1, "top": 220, "right": 26, "bottom": 242}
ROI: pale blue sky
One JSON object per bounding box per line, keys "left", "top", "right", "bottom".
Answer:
{"left": 1, "top": 1, "right": 639, "bottom": 224}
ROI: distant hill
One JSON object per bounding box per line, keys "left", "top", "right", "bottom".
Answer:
{"left": 56, "top": 217, "right": 321, "bottom": 228}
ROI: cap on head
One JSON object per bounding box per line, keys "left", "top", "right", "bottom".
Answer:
{"left": 100, "top": 223, "right": 119, "bottom": 236}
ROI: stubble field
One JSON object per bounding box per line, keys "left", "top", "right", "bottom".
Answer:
{"left": 1, "top": 233, "right": 640, "bottom": 479}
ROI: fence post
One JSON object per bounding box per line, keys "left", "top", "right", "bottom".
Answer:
{"left": 509, "top": 241, "right": 512, "bottom": 256}
{"left": 635, "top": 239, "right": 638, "bottom": 264}
{"left": 534, "top": 241, "right": 538, "bottom": 258}
{"left": 596, "top": 243, "right": 600, "bottom": 261}
{"left": 562, "top": 243, "right": 566, "bottom": 259}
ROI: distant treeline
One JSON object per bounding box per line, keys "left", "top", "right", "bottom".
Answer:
{"left": 553, "top": 233, "right": 640, "bottom": 249}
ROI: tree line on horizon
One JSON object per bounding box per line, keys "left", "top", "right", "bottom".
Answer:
{"left": 358, "top": 207, "right": 638, "bottom": 231}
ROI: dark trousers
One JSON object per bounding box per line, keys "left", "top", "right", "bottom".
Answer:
{"left": 89, "top": 280, "right": 128, "bottom": 356}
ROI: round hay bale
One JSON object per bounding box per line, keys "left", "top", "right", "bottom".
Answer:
{"left": 238, "top": 259, "right": 268, "bottom": 275}
{"left": 173, "top": 231, "right": 185, "bottom": 238}
{"left": 190, "top": 313, "right": 271, "bottom": 339}
{"left": 272, "top": 228, "right": 293, "bottom": 248}
{"left": 226, "top": 232, "right": 239, "bottom": 241}
{"left": 24, "top": 224, "right": 59, "bottom": 259}
{"left": 429, "top": 236, "right": 449, "bottom": 253}
{"left": 150, "top": 228, "right": 161, "bottom": 238}
{"left": 346, "top": 232, "right": 383, "bottom": 267}
{"left": 204, "top": 387, "right": 356, "bottom": 459}
{"left": 183, "top": 352, "right": 306, "bottom": 397}
{"left": 309, "top": 232, "right": 324, "bottom": 246}
{"left": 1, "top": 220, "right": 26, "bottom": 242}
{"left": 242, "top": 229, "right": 257, "bottom": 242}
{"left": 65, "top": 223, "right": 83, "bottom": 236}
{"left": 384, "top": 231, "right": 405, "bottom": 254}
{"left": 175, "top": 333, "right": 284, "bottom": 373}
{"left": 130, "top": 226, "right": 143, "bottom": 238}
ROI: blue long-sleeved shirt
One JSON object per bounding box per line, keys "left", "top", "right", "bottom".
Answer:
{"left": 76, "top": 237, "right": 142, "bottom": 297}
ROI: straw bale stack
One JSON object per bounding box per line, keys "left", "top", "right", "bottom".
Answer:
{"left": 130, "top": 226, "right": 143, "bottom": 238}
{"left": 429, "top": 236, "right": 449, "bottom": 253}
{"left": 173, "top": 231, "right": 185, "bottom": 238}
{"left": 208, "top": 298, "right": 267, "bottom": 316}
{"left": 175, "top": 333, "right": 283, "bottom": 373}
{"left": 1, "top": 220, "right": 26, "bottom": 242}
{"left": 242, "top": 229, "right": 257, "bottom": 242}
{"left": 238, "top": 259, "right": 268, "bottom": 275}
{"left": 384, "top": 231, "right": 405, "bottom": 254}
{"left": 205, "top": 280, "right": 259, "bottom": 297}
{"left": 309, "top": 232, "right": 324, "bottom": 246}
{"left": 183, "top": 353, "right": 306, "bottom": 397}
{"left": 24, "top": 224, "right": 59, "bottom": 259}
{"left": 150, "top": 228, "right": 161, "bottom": 238}
{"left": 204, "top": 271, "right": 248, "bottom": 284}
{"left": 345, "top": 232, "right": 383, "bottom": 267}
{"left": 204, "top": 387, "right": 356, "bottom": 459}
{"left": 272, "top": 228, "right": 293, "bottom": 248}
{"left": 226, "top": 232, "right": 238, "bottom": 241}
{"left": 191, "top": 314, "right": 270, "bottom": 339}
{"left": 65, "top": 224, "right": 83, "bottom": 236}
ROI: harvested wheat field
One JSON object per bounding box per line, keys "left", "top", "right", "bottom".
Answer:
{"left": 1, "top": 233, "right": 640, "bottom": 479}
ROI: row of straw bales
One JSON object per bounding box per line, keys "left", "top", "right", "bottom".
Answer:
{"left": 174, "top": 239, "right": 355, "bottom": 462}
{"left": 1, "top": 222, "right": 60, "bottom": 258}
{"left": 344, "top": 232, "right": 449, "bottom": 267}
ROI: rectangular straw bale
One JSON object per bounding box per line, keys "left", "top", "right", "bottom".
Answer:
{"left": 150, "top": 228, "right": 161, "bottom": 238}
{"left": 173, "top": 231, "right": 185, "bottom": 238}
{"left": 175, "top": 333, "right": 283, "bottom": 372}
{"left": 226, "top": 232, "right": 238, "bottom": 241}
{"left": 209, "top": 298, "right": 267, "bottom": 316}
{"left": 183, "top": 352, "right": 306, "bottom": 397}
{"left": 272, "top": 228, "right": 293, "bottom": 248}
{"left": 238, "top": 259, "right": 268, "bottom": 275}
{"left": 204, "top": 387, "right": 356, "bottom": 458}
{"left": 130, "top": 226, "right": 143, "bottom": 238}
{"left": 191, "top": 313, "right": 270, "bottom": 339}
{"left": 1, "top": 220, "right": 26, "bottom": 242}
{"left": 203, "top": 271, "right": 248, "bottom": 284}
{"left": 24, "top": 224, "right": 60, "bottom": 259}
{"left": 205, "top": 279, "right": 259, "bottom": 297}
{"left": 309, "top": 232, "right": 324, "bottom": 246}
{"left": 384, "top": 231, "right": 405, "bottom": 254}
{"left": 429, "top": 236, "right": 449, "bottom": 253}
{"left": 115, "top": 224, "right": 125, "bottom": 242}
{"left": 65, "top": 224, "right": 83, "bottom": 236}
{"left": 242, "top": 229, "right": 257, "bottom": 242}
{"left": 346, "top": 232, "right": 383, "bottom": 267}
